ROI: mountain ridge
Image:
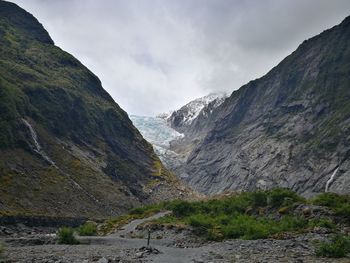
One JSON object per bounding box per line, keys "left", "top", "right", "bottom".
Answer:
{"left": 0, "top": 0, "right": 192, "bottom": 218}
{"left": 181, "top": 15, "right": 350, "bottom": 196}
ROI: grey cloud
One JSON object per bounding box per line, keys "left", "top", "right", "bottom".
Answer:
{"left": 10, "top": 0, "right": 350, "bottom": 115}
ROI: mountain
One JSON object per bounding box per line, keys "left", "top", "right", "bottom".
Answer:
{"left": 130, "top": 94, "right": 226, "bottom": 175}
{"left": 167, "top": 93, "right": 227, "bottom": 134}
{"left": 165, "top": 93, "right": 228, "bottom": 175}
{"left": 0, "top": 1, "right": 190, "bottom": 218}
{"left": 182, "top": 16, "right": 350, "bottom": 197}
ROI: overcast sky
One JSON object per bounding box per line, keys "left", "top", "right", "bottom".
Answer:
{"left": 10, "top": 0, "right": 350, "bottom": 116}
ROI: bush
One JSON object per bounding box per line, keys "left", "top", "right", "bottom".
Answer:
{"left": 78, "top": 221, "right": 97, "bottom": 236}
{"left": 187, "top": 214, "right": 213, "bottom": 234}
{"left": 313, "top": 219, "right": 336, "bottom": 230}
{"left": 312, "top": 193, "right": 348, "bottom": 208}
{"left": 267, "top": 188, "right": 302, "bottom": 208}
{"left": 58, "top": 227, "right": 79, "bottom": 244}
{"left": 169, "top": 200, "right": 196, "bottom": 217}
{"left": 313, "top": 193, "right": 350, "bottom": 220}
{"left": 276, "top": 216, "right": 308, "bottom": 232}
{"left": 316, "top": 234, "right": 350, "bottom": 258}
{"left": 335, "top": 204, "right": 350, "bottom": 219}
{"left": 129, "top": 203, "right": 163, "bottom": 216}
{"left": 250, "top": 191, "right": 268, "bottom": 208}
{"left": 221, "top": 215, "right": 269, "bottom": 240}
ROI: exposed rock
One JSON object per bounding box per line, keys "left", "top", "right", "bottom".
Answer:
{"left": 181, "top": 16, "right": 350, "bottom": 197}
{"left": 97, "top": 257, "right": 108, "bottom": 263}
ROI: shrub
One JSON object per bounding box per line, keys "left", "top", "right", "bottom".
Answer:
{"left": 312, "top": 193, "right": 350, "bottom": 220}
{"left": 250, "top": 191, "right": 268, "bottom": 208}
{"left": 221, "top": 194, "right": 251, "bottom": 214}
{"left": 58, "top": 227, "right": 79, "bottom": 244}
{"left": 187, "top": 214, "right": 213, "bottom": 234}
{"left": 276, "top": 216, "right": 308, "bottom": 232}
{"left": 129, "top": 203, "right": 163, "bottom": 216}
{"left": 316, "top": 234, "right": 350, "bottom": 258}
{"left": 312, "top": 193, "right": 348, "bottom": 208}
{"left": 267, "top": 188, "right": 302, "bottom": 208}
{"left": 221, "top": 215, "right": 269, "bottom": 240}
{"left": 335, "top": 204, "right": 350, "bottom": 219}
{"left": 169, "top": 200, "right": 196, "bottom": 217}
{"left": 78, "top": 221, "right": 97, "bottom": 236}
{"left": 314, "top": 219, "right": 336, "bottom": 230}
{"left": 206, "top": 226, "right": 224, "bottom": 241}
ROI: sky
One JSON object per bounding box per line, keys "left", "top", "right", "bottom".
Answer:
{"left": 10, "top": 0, "right": 350, "bottom": 116}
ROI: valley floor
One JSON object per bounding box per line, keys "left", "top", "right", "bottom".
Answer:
{"left": 1, "top": 212, "right": 347, "bottom": 263}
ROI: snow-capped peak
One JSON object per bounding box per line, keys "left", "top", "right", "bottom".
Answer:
{"left": 171, "top": 92, "right": 227, "bottom": 125}
{"left": 156, "top": 111, "right": 174, "bottom": 121}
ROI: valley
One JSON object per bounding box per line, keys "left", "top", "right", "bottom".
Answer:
{"left": 0, "top": 0, "right": 350, "bottom": 262}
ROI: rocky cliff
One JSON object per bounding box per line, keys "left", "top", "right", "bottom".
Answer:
{"left": 164, "top": 94, "right": 227, "bottom": 173}
{"left": 0, "top": 1, "right": 190, "bottom": 218}
{"left": 183, "top": 16, "right": 350, "bottom": 197}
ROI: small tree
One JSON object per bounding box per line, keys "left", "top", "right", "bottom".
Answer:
{"left": 78, "top": 221, "right": 97, "bottom": 236}
{"left": 58, "top": 227, "right": 79, "bottom": 244}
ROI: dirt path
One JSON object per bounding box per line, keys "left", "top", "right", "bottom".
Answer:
{"left": 3, "top": 212, "right": 348, "bottom": 262}
{"left": 113, "top": 211, "right": 171, "bottom": 237}
{"left": 78, "top": 211, "right": 207, "bottom": 262}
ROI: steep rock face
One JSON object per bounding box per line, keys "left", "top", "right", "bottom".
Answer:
{"left": 168, "top": 93, "right": 226, "bottom": 135}
{"left": 0, "top": 1, "right": 189, "bottom": 218}
{"left": 184, "top": 16, "right": 350, "bottom": 197}
{"left": 164, "top": 94, "right": 227, "bottom": 174}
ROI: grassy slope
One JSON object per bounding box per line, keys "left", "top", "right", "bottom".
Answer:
{"left": 0, "top": 1, "right": 182, "bottom": 218}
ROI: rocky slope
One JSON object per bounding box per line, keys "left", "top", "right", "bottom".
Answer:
{"left": 166, "top": 93, "right": 227, "bottom": 135}
{"left": 166, "top": 93, "right": 227, "bottom": 173}
{"left": 0, "top": 1, "right": 190, "bottom": 218}
{"left": 183, "top": 16, "right": 350, "bottom": 197}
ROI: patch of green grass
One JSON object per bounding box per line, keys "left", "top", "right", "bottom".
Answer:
{"left": 57, "top": 227, "right": 79, "bottom": 244}
{"left": 78, "top": 221, "right": 97, "bottom": 236}
{"left": 316, "top": 234, "right": 350, "bottom": 258}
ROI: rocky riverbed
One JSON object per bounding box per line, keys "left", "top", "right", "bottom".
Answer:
{"left": 1, "top": 212, "right": 349, "bottom": 263}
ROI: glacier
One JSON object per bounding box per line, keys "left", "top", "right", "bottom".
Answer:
{"left": 130, "top": 115, "right": 184, "bottom": 168}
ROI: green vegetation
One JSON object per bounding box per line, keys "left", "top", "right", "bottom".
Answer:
{"left": 115, "top": 189, "right": 350, "bottom": 243}
{"left": 99, "top": 189, "right": 350, "bottom": 259}
{"left": 77, "top": 221, "right": 97, "bottom": 236}
{"left": 57, "top": 227, "right": 79, "bottom": 244}
{"left": 100, "top": 203, "right": 165, "bottom": 234}
{"left": 312, "top": 193, "right": 350, "bottom": 219}
{"left": 159, "top": 189, "right": 316, "bottom": 241}
{"left": 316, "top": 234, "right": 350, "bottom": 258}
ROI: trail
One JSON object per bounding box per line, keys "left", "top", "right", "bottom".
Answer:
{"left": 4, "top": 211, "right": 340, "bottom": 262}
{"left": 78, "top": 211, "right": 207, "bottom": 263}
{"left": 113, "top": 211, "right": 171, "bottom": 237}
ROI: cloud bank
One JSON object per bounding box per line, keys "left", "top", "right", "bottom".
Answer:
{"left": 11, "top": 0, "right": 350, "bottom": 115}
